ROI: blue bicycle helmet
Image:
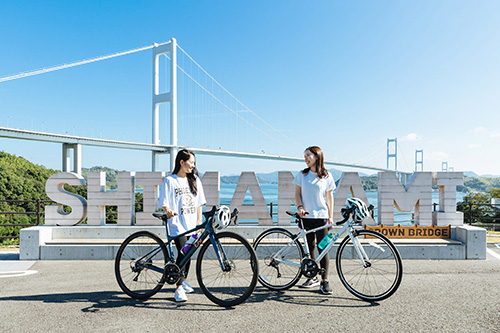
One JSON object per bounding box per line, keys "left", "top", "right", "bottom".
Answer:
{"left": 345, "top": 198, "right": 370, "bottom": 222}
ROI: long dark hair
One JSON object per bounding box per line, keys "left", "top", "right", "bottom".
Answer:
{"left": 302, "top": 146, "right": 329, "bottom": 179}
{"left": 172, "top": 149, "right": 199, "bottom": 196}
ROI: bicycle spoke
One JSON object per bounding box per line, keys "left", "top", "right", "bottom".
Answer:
{"left": 196, "top": 232, "right": 258, "bottom": 307}
{"left": 253, "top": 228, "right": 303, "bottom": 291}
{"left": 115, "top": 232, "right": 167, "bottom": 300}
{"left": 337, "top": 230, "right": 402, "bottom": 301}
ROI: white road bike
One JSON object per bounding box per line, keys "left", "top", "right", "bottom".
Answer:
{"left": 253, "top": 205, "right": 403, "bottom": 302}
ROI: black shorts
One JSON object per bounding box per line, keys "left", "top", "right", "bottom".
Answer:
{"left": 301, "top": 218, "right": 328, "bottom": 231}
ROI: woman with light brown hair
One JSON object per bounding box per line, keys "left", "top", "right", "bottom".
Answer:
{"left": 293, "top": 146, "right": 335, "bottom": 294}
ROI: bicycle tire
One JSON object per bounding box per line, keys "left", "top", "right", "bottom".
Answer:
{"left": 253, "top": 228, "right": 304, "bottom": 291}
{"left": 115, "top": 231, "right": 168, "bottom": 300}
{"left": 336, "top": 229, "right": 403, "bottom": 302}
{"left": 196, "top": 231, "right": 258, "bottom": 307}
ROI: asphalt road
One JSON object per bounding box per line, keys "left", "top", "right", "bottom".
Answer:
{"left": 1, "top": 252, "right": 500, "bottom": 333}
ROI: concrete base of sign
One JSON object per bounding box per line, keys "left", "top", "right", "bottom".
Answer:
{"left": 19, "top": 224, "right": 487, "bottom": 260}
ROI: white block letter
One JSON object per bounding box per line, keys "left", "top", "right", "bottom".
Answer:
{"left": 230, "top": 172, "right": 272, "bottom": 225}
{"left": 45, "top": 172, "right": 87, "bottom": 225}
{"left": 87, "top": 172, "right": 135, "bottom": 225}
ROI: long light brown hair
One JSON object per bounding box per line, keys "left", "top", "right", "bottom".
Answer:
{"left": 302, "top": 146, "right": 329, "bottom": 179}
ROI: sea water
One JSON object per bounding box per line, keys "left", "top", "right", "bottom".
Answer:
{"left": 218, "top": 183, "right": 467, "bottom": 224}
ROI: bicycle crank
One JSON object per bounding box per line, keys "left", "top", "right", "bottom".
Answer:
{"left": 164, "top": 263, "right": 181, "bottom": 285}
{"left": 301, "top": 258, "right": 319, "bottom": 278}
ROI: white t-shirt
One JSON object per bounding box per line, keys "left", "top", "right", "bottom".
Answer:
{"left": 293, "top": 170, "right": 336, "bottom": 219}
{"left": 157, "top": 174, "right": 206, "bottom": 236}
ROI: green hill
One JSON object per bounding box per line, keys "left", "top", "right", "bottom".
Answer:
{"left": 0, "top": 152, "right": 58, "bottom": 244}
{"left": 0, "top": 152, "right": 127, "bottom": 245}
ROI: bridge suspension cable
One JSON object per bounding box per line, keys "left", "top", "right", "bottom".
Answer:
{"left": 176, "top": 45, "right": 302, "bottom": 149}
{"left": 0, "top": 43, "right": 166, "bottom": 83}
{"left": 161, "top": 44, "right": 303, "bottom": 157}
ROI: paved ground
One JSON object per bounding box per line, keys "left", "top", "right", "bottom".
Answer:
{"left": 0, "top": 248, "right": 500, "bottom": 333}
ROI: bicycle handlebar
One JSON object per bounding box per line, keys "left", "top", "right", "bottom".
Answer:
{"left": 286, "top": 204, "right": 373, "bottom": 226}
{"left": 153, "top": 205, "right": 239, "bottom": 224}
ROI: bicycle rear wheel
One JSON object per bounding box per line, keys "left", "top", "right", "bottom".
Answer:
{"left": 196, "top": 232, "right": 258, "bottom": 307}
{"left": 253, "top": 228, "right": 304, "bottom": 291}
{"left": 336, "top": 229, "right": 403, "bottom": 302}
{"left": 115, "top": 231, "right": 168, "bottom": 299}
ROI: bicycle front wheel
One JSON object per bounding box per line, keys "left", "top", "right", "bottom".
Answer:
{"left": 196, "top": 232, "right": 258, "bottom": 307}
{"left": 253, "top": 228, "right": 304, "bottom": 291}
{"left": 336, "top": 229, "right": 403, "bottom": 302}
{"left": 115, "top": 231, "right": 168, "bottom": 299}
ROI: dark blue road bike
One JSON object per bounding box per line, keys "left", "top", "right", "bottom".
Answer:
{"left": 115, "top": 206, "right": 258, "bottom": 307}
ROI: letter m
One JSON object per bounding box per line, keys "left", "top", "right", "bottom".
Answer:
{"left": 378, "top": 172, "right": 432, "bottom": 226}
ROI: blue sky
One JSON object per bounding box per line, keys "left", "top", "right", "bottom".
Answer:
{"left": 1, "top": 1, "right": 500, "bottom": 176}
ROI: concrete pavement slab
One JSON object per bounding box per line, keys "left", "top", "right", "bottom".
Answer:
{"left": 0, "top": 256, "right": 499, "bottom": 332}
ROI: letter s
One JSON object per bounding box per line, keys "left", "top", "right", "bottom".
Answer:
{"left": 45, "top": 172, "right": 87, "bottom": 225}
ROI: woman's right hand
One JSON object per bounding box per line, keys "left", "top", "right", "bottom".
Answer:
{"left": 297, "top": 206, "right": 306, "bottom": 218}
{"left": 163, "top": 206, "right": 179, "bottom": 219}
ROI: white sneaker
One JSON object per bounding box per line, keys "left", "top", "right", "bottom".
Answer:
{"left": 174, "top": 286, "right": 187, "bottom": 302}
{"left": 182, "top": 281, "right": 194, "bottom": 294}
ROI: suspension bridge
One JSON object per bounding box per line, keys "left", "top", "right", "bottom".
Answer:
{"left": 0, "top": 38, "right": 405, "bottom": 175}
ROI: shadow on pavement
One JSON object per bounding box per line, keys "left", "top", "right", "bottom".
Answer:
{"left": 0, "top": 289, "right": 242, "bottom": 312}
{"left": 0, "top": 285, "right": 378, "bottom": 312}
{"left": 247, "top": 286, "right": 380, "bottom": 308}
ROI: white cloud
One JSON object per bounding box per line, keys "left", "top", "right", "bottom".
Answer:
{"left": 401, "top": 133, "right": 419, "bottom": 141}
{"left": 467, "top": 143, "right": 481, "bottom": 149}
{"left": 473, "top": 126, "right": 488, "bottom": 135}
{"left": 471, "top": 126, "right": 500, "bottom": 138}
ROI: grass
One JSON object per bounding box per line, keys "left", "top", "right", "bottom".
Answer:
{"left": 487, "top": 231, "right": 500, "bottom": 243}
{"left": 0, "top": 245, "right": 19, "bottom": 252}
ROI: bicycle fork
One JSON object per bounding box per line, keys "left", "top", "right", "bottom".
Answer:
{"left": 209, "top": 233, "right": 232, "bottom": 272}
{"left": 348, "top": 229, "right": 371, "bottom": 268}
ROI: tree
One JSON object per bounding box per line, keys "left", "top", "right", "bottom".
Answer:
{"left": 457, "top": 188, "right": 500, "bottom": 226}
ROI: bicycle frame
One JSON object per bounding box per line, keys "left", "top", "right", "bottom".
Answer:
{"left": 273, "top": 216, "right": 370, "bottom": 269}
{"left": 135, "top": 209, "right": 231, "bottom": 275}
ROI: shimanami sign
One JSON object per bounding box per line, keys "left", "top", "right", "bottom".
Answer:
{"left": 45, "top": 171, "right": 464, "bottom": 227}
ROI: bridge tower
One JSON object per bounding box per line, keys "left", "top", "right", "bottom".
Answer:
{"left": 152, "top": 38, "right": 177, "bottom": 171}
{"left": 415, "top": 149, "right": 423, "bottom": 172}
{"left": 387, "top": 138, "right": 397, "bottom": 170}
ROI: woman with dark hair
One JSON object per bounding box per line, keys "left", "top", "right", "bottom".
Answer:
{"left": 157, "top": 149, "right": 206, "bottom": 302}
{"left": 293, "top": 146, "right": 335, "bottom": 294}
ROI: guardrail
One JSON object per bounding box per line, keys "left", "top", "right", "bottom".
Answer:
{"left": 456, "top": 202, "right": 500, "bottom": 231}
{"left": 0, "top": 199, "right": 53, "bottom": 240}
{"left": 2, "top": 199, "right": 499, "bottom": 242}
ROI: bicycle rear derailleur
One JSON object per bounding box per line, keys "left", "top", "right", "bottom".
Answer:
{"left": 300, "top": 258, "right": 324, "bottom": 278}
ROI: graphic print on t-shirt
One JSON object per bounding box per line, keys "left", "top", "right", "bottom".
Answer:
{"left": 181, "top": 195, "right": 196, "bottom": 215}
{"left": 175, "top": 186, "right": 191, "bottom": 198}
